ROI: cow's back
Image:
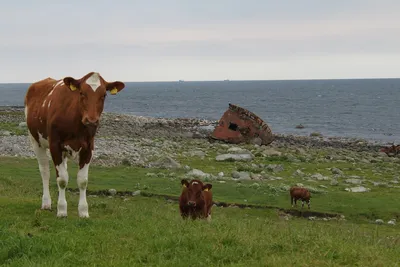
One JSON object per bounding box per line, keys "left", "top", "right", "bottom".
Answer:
{"left": 25, "top": 78, "right": 57, "bottom": 107}
{"left": 290, "top": 187, "right": 310, "bottom": 200}
{"left": 25, "top": 78, "right": 58, "bottom": 143}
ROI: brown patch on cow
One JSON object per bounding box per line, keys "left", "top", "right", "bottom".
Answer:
{"left": 179, "top": 179, "right": 213, "bottom": 220}
{"left": 290, "top": 186, "right": 311, "bottom": 209}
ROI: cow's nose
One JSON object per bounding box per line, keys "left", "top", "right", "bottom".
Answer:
{"left": 84, "top": 118, "right": 99, "bottom": 126}
{"left": 188, "top": 201, "right": 196, "bottom": 206}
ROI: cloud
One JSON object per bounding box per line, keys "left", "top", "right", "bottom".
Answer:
{"left": 1, "top": 0, "right": 400, "bottom": 82}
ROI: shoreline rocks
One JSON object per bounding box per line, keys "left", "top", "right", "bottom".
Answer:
{"left": 0, "top": 107, "right": 395, "bottom": 168}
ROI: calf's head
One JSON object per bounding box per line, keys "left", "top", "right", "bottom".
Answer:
{"left": 181, "top": 179, "right": 212, "bottom": 207}
{"left": 63, "top": 72, "right": 125, "bottom": 127}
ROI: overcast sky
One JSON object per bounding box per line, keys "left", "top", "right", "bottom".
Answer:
{"left": 1, "top": 0, "right": 400, "bottom": 82}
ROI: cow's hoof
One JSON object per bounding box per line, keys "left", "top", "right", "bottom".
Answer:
{"left": 41, "top": 205, "right": 52, "bottom": 210}
{"left": 79, "top": 212, "right": 90, "bottom": 218}
{"left": 57, "top": 212, "right": 68, "bottom": 218}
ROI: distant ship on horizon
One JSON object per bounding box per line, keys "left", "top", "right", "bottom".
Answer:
{"left": 178, "top": 80, "right": 184, "bottom": 83}
{"left": 223, "top": 79, "right": 230, "bottom": 82}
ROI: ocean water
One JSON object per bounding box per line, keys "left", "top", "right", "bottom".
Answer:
{"left": 1, "top": 78, "right": 399, "bottom": 143}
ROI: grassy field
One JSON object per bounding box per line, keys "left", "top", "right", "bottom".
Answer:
{"left": 1, "top": 155, "right": 400, "bottom": 266}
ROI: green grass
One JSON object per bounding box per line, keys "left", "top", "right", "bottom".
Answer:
{"left": 0, "top": 123, "right": 26, "bottom": 136}
{"left": 1, "top": 156, "right": 399, "bottom": 222}
{"left": 1, "top": 156, "right": 400, "bottom": 266}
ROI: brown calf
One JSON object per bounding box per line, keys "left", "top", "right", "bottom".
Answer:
{"left": 179, "top": 179, "right": 213, "bottom": 221}
{"left": 290, "top": 186, "right": 311, "bottom": 209}
{"left": 380, "top": 144, "right": 400, "bottom": 156}
{"left": 25, "top": 72, "right": 125, "bottom": 218}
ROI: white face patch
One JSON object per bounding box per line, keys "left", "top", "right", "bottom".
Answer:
{"left": 192, "top": 181, "right": 199, "bottom": 185}
{"left": 85, "top": 72, "right": 101, "bottom": 92}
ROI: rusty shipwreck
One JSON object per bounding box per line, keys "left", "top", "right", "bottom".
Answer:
{"left": 210, "top": 103, "right": 274, "bottom": 145}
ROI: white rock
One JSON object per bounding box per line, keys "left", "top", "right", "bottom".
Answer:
{"left": 108, "top": 189, "right": 117, "bottom": 196}
{"left": 187, "top": 169, "right": 209, "bottom": 178}
{"left": 263, "top": 148, "right": 282, "bottom": 156}
{"left": 345, "top": 178, "right": 362, "bottom": 185}
{"left": 227, "top": 147, "right": 251, "bottom": 154}
{"left": 216, "top": 153, "right": 253, "bottom": 162}
{"left": 388, "top": 219, "right": 396, "bottom": 225}
{"left": 345, "top": 186, "right": 370, "bottom": 193}
{"left": 311, "top": 173, "right": 330, "bottom": 181}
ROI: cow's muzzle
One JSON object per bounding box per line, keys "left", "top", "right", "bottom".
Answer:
{"left": 83, "top": 118, "right": 99, "bottom": 127}
{"left": 187, "top": 201, "right": 196, "bottom": 207}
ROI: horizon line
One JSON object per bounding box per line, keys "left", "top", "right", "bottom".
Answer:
{"left": 1, "top": 76, "right": 400, "bottom": 84}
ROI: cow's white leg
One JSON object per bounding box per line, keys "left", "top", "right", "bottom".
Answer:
{"left": 77, "top": 163, "right": 90, "bottom": 218}
{"left": 207, "top": 214, "right": 212, "bottom": 222}
{"left": 56, "top": 157, "right": 69, "bottom": 217}
{"left": 29, "top": 134, "right": 51, "bottom": 210}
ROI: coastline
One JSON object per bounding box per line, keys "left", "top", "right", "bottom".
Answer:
{"left": 0, "top": 106, "right": 391, "bottom": 168}
{"left": 0, "top": 105, "right": 390, "bottom": 146}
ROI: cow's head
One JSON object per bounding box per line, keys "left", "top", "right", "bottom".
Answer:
{"left": 63, "top": 72, "right": 125, "bottom": 127}
{"left": 181, "top": 179, "right": 212, "bottom": 207}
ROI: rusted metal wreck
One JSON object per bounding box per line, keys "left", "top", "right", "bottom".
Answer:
{"left": 210, "top": 103, "right": 274, "bottom": 145}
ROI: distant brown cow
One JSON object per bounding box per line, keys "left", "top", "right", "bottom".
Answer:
{"left": 25, "top": 72, "right": 125, "bottom": 218}
{"left": 380, "top": 144, "right": 400, "bottom": 156}
{"left": 290, "top": 186, "right": 311, "bottom": 209}
{"left": 179, "top": 179, "right": 213, "bottom": 221}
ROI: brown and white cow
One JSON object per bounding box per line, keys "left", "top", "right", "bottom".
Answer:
{"left": 24, "top": 72, "right": 125, "bottom": 218}
{"left": 179, "top": 179, "right": 213, "bottom": 221}
{"left": 290, "top": 186, "right": 311, "bottom": 209}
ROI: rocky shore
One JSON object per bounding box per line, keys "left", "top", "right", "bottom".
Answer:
{"left": 0, "top": 106, "right": 392, "bottom": 168}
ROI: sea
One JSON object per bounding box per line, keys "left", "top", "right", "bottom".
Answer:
{"left": 1, "top": 78, "right": 399, "bottom": 144}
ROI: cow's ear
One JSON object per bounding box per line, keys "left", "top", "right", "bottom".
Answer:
{"left": 63, "top": 77, "right": 80, "bottom": 92}
{"left": 106, "top": 81, "right": 125, "bottom": 95}
{"left": 203, "top": 184, "right": 212, "bottom": 191}
{"left": 181, "top": 179, "right": 189, "bottom": 188}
